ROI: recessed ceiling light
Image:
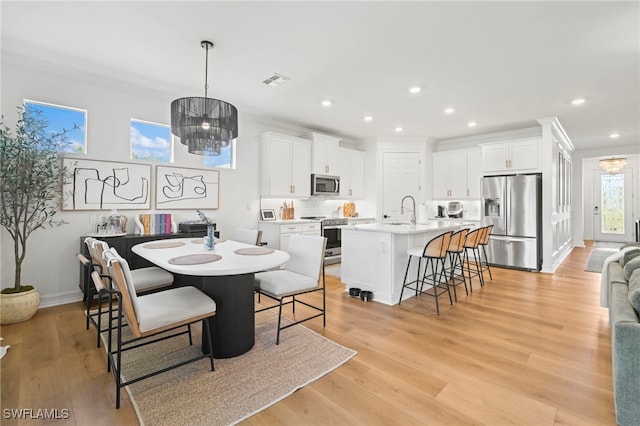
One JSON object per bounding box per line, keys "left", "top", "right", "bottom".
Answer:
{"left": 467, "top": 121, "right": 477, "bottom": 127}
{"left": 444, "top": 107, "right": 455, "bottom": 114}
{"left": 364, "top": 116, "right": 373, "bottom": 122}
{"left": 571, "top": 98, "right": 586, "bottom": 106}
{"left": 409, "top": 86, "right": 421, "bottom": 94}
{"left": 609, "top": 132, "right": 620, "bottom": 139}
{"left": 395, "top": 127, "right": 403, "bottom": 132}
{"left": 321, "top": 100, "right": 332, "bottom": 107}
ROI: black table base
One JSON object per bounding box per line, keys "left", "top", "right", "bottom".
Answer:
{"left": 174, "top": 273, "right": 255, "bottom": 358}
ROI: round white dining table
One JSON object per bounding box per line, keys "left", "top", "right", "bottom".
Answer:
{"left": 132, "top": 237, "right": 290, "bottom": 358}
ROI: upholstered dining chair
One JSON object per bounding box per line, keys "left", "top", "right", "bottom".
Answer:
{"left": 89, "top": 238, "right": 175, "bottom": 294}
{"left": 232, "top": 227, "right": 263, "bottom": 246}
{"left": 399, "top": 231, "right": 453, "bottom": 315}
{"left": 254, "top": 235, "right": 327, "bottom": 344}
{"left": 100, "top": 248, "right": 217, "bottom": 409}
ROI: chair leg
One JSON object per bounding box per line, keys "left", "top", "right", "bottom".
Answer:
{"left": 114, "top": 303, "right": 124, "bottom": 409}
{"left": 482, "top": 245, "right": 493, "bottom": 280}
{"left": 429, "top": 258, "right": 440, "bottom": 315}
{"left": 321, "top": 271, "right": 326, "bottom": 327}
{"left": 399, "top": 256, "right": 411, "bottom": 304}
{"left": 276, "top": 298, "right": 284, "bottom": 345}
{"left": 86, "top": 282, "right": 92, "bottom": 330}
{"left": 439, "top": 258, "right": 453, "bottom": 306}
{"left": 447, "top": 253, "right": 458, "bottom": 303}
{"left": 474, "top": 248, "right": 485, "bottom": 287}
{"left": 456, "top": 252, "right": 469, "bottom": 295}
{"left": 203, "top": 319, "right": 215, "bottom": 371}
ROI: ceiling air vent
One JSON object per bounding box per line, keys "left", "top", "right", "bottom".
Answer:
{"left": 262, "top": 73, "right": 290, "bottom": 87}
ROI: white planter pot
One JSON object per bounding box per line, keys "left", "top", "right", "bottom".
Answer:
{"left": 0, "top": 288, "right": 40, "bottom": 324}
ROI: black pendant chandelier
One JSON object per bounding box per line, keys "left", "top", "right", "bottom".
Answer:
{"left": 171, "top": 40, "right": 238, "bottom": 156}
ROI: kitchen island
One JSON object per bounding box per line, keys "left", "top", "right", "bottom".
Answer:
{"left": 341, "top": 220, "right": 478, "bottom": 305}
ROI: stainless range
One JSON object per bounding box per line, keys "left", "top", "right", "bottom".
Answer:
{"left": 301, "top": 216, "right": 348, "bottom": 264}
{"left": 321, "top": 218, "right": 348, "bottom": 264}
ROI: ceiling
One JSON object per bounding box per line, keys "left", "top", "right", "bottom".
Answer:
{"left": 2, "top": 1, "right": 639, "bottom": 151}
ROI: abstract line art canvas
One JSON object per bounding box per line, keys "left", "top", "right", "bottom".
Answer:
{"left": 155, "top": 166, "right": 219, "bottom": 209}
{"left": 62, "top": 158, "right": 151, "bottom": 210}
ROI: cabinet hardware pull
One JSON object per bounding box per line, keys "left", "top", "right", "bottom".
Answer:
{"left": 292, "top": 185, "right": 295, "bottom": 193}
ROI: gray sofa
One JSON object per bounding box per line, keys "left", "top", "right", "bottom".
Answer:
{"left": 607, "top": 246, "right": 640, "bottom": 426}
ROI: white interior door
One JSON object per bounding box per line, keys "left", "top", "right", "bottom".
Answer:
{"left": 382, "top": 152, "right": 421, "bottom": 223}
{"left": 593, "top": 168, "right": 634, "bottom": 242}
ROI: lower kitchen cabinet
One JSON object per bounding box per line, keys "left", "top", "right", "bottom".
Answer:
{"left": 258, "top": 221, "right": 321, "bottom": 252}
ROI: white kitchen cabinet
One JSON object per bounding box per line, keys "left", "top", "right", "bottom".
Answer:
{"left": 466, "top": 148, "right": 482, "bottom": 198}
{"left": 338, "top": 147, "right": 365, "bottom": 199}
{"left": 304, "top": 132, "right": 340, "bottom": 175}
{"left": 432, "top": 148, "right": 481, "bottom": 199}
{"left": 260, "top": 132, "right": 311, "bottom": 197}
{"left": 481, "top": 138, "right": 541, "bottom": 174}
{"left": 259, "top": 221, "right": 321, "bottom": 252}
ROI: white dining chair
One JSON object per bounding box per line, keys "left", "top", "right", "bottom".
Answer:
{"left": 232, "top": 227, "right": 262, "bottom": 245}
{"left": 254, "top": 235, "right": 327, "bottom": 344}
{"left": 100, "top": 248, "right": 217, "bottom": 409}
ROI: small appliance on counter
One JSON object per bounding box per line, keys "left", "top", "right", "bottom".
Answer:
{"left": 447, "top": 201, "right": 463, "bottom": 218}
{"left": 436, "top": 205, "right": 447, "bottom": 218}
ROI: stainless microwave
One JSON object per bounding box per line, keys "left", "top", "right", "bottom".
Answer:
{"left": 311, "top": 174, "right": 340, "bottom": 196}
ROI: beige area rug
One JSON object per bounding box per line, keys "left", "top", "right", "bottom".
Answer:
{"left": 100, "top": 308, "right": 356, "bottom": 426}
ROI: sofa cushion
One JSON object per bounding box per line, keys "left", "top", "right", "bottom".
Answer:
{"left": 623, "top": 256, "right": 640, "bottom": 281}
{"left": 620, "top": 248, "right": 640, "bottom": 267}
{"left": 628, "top": 269, "right": 640, "bottom": 314}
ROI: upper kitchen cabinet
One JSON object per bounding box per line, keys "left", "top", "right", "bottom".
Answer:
{"left": 432, "top": 148, "right": 482, "bottom": 199}
{"left": 338, "top": 147, "right": 365, "bottom": 199}
{"left": 260, "top": 132, "right": 311, "bottom": 198}
{"left": 303, "top": 132, "right": 340, "bottom": 175}
{"left": 480, "top": 138, "right": 541, "bottom": 174}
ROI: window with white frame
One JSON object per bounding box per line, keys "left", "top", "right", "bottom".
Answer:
{"left": 130, "top": 119, "right": 173, "bottom": 163}
{"left": 24, "top": 100, "right": 87, "bottom": 154}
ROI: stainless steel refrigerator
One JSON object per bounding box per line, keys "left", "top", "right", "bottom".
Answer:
{"left": 481, "top": 174, "right": 541, "bottom": 271}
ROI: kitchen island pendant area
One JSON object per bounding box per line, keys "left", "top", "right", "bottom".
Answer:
{"left": 341, "top": 221, "right": 476, "bottom": 305}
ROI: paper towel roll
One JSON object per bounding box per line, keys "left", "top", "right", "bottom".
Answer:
{"left": 417, "top": 204, "right": 429, "bottom": 224}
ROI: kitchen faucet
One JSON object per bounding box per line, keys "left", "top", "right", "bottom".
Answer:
{"left": 400, "top": 195, "right": 416, "bottom": 225}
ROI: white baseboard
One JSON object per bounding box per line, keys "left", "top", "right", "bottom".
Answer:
{"left": 39, "top": 290, "right": 83, "bottom": 308}
{"left": 541, "top": 245, "right": 576, "bottom": 274}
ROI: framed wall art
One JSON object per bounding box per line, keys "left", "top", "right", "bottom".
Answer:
{"left": 155, "top": 165, "right": 219, "bottom": 210}
{"left": 62, "top": 158, "right": 151, "bottom": 210}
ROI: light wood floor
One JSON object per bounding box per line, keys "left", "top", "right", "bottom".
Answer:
{"left": 1, "top": 242, "right": 615, "bottom": 425}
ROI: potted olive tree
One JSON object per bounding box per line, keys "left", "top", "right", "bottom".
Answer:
{"left": 0, "top": 107, "right": 73, "bottom": 324}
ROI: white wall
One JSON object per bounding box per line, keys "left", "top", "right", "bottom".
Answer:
{"left": 0, "top": 55, "right": 341, "bottom": 306}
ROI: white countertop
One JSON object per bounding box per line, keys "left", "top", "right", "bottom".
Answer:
{"left": 259, "top": 219, "right": 321, "bottom": 224}
{"left": 347, "top": 220, "right": 478, "bottom": 235}
{"left": 132, "top": 237, "right": 290, "bottom": 276}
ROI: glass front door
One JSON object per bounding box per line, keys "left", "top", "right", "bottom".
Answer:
{"left": 594, "top": 168, "right": 633, "bottom": 242}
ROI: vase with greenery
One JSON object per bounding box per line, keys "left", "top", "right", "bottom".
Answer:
{"left": 0, "top": 106, "right": 73, "bottom": 323}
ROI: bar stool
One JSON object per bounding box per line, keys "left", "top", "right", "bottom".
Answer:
{"left": 478, "top": 225, "right": 493, "bottom": 281}
{"left": 462, "top": 227, "right": 484, "bottom": 292}
{"left": 445, "top": 228, "right": 470, "bottom": 302}
{"left": 399, "top": 231, "right": 453, "bottom": 315}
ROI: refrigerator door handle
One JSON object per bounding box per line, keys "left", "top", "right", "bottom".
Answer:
{"left": 490, "top": 235, "right": 533, "bottom": 243}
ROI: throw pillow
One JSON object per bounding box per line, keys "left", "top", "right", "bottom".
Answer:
{"left": 621, "top": 248, "right": 640, "bottom": 267}
{"left": 623, "top": 256, "right": 640, "bottom": 281}
{"left": 627, "top": 269, "right": 640, "bottom": 313}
